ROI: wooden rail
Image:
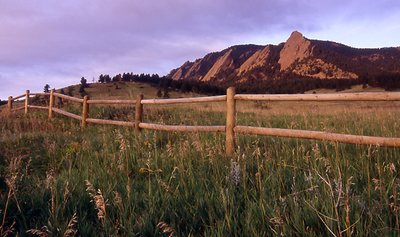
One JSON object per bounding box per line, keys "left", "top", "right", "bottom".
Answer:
{"left": 11, "top": 107, "right": 25, "bottom": 112}
{"left": 235, "top": 92, "right": 400, "bottom": 101}
{"left": 139, "top": 123, "right": 225, "bottom": 132}
{"left": 88, "top": 99, "right": 136, "bottom": 105}
{"left": 28, "top": 105, "right": 48, "bottom": 110}
{"left": 141, "top": 95, "right": 226, "bottom": 104}
{"left": 53, "top": 93, "right": 83, "bottom": 103}
{"left": 6, "top": 88, "right": 400, "bottom": 156}
{"left": 52, "top": 108, "right": 82, "bottom": 120}
{"left": 11, "top": 94, "right": 26, "bottom": 101}
{"left": 86, "top": 118, "right": 134, "bottom": 127}
{"left": 235, "top": 126, "right": 400, "bottom": 147}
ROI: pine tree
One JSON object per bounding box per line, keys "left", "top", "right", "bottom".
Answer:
{"left": 44, "top": 84, "right": 50, "bottom": 93}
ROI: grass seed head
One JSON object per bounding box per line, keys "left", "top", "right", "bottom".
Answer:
{"left": 157, "top": 221, "right": 175, "bottom": 237}
{"left": 26, "top": 226, "right": 49, "bottom": 237}
{"left": 114, "top": 191, "right": 122, "bottom": 206}
{"left": 63, "top": 213, "right": 78, "bottom": 237}
{"left": 1, "top": 220, "right": 16, "bottom": 236}
{"left": 85, "top": 180, "right": 107, "bottom": 225}
{"left": 372, "top": 178, "right": 383, "bottom": 191}
{"left": 5, "top": 157, "right": 23, "bottom": 195}
{"left": 384, "top": 162, "right": 396, "bottom": 175}
{"left": 45, "top": 169, "right": 55, "bottom": 190}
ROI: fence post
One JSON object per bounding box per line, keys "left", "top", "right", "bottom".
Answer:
{"left": 135, "top": 94, "right": 144, "bottom": 132}
{"left": 226, "top": 87, "right": 236, "bottom": 157}
{"left": 24, "top": 90, "right": 30, "bottom": 114}
{"left": 7, "top": 96, "right": 12, "bottom": 114}
{"left": 48, "top": 89, "right": 55, "bottom": 120}
{"left": 81, "top": 95, "right": 89, "bottom": 128}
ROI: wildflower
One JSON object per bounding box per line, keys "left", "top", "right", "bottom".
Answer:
{"left": 229, "top": 159, "right": 240, "bottom": 186}
{"left": 304, "top": 171, "right": 313, "bottom": 183}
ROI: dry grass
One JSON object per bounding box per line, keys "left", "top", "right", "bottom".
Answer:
{"left": 2, "top": 83, "right": 400, "bottom": 236}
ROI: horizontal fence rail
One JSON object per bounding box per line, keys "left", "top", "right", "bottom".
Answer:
{"left": 141, "top": 95, "right": 227, "bottom": 105}
{"left": 139, "top": 123, "right": 226, "bottom": 133}
{"left": 28, "top": 105, "right": 48, "bottom": 110}
{"left": 235, "top": 92, "right": 400, "bottom": 101}
{"left": 53, "top": 93, "right": 84, "bottom": 103}
{"left": 87, "top": 99, "right": 136, "bottom": 105}
{"left": 4, "top": 88, "right": 400, "bottom": 156}
{"left": 52, "top": 108, "right": 82, "bottom": 120}
{"left": 235, "top": 126, "right": 400, "bottom": 147}
{"left": 11, "top": 107, "right": 25, "bottom": 112}
{"left": 11, "top": 94, "right": 26, "bottom": 101}
{"left": 86, "top": 118, "right": 135, "bottom": 127}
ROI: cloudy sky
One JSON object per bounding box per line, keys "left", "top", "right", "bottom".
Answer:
{"left": 1, "top": 0, "right": 400, "bottom": 100}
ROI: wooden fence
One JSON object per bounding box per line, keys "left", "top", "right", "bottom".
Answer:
{"left": 5, "top": 87, "right": 400, "bottom": 156}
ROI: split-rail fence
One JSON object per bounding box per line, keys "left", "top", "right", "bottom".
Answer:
{"left": 5, "top": 87, "right": 400, "bottom": 156}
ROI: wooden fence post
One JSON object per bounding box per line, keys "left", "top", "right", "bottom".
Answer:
{"left": 7, "top": 96, "right": 12, "bottom": 114}
{"left": 81, "top": 95, "right": 89, "bottom": 128}
{"left": 24, "top": 90, "right": 30, "bottom": 114}
{"left": 48, "top": 89, "right": 55, "bottom": 120}
{"left": 226, "top": 87, "right": 236, "bottom": 157}
{"left": 135, "top": 94, "right": 144, "bottom": 132}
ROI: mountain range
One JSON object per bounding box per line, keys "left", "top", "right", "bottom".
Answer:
{"left": 168, "top": 31, "right": 400, "bottom": 93}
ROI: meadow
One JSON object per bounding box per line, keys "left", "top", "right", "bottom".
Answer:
{"left": 1, "top": 84, "right": 400, "bottom": 236}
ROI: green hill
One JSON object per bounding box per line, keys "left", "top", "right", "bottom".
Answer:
{"left": 59, "top": 81, "right": 202, "bottom": 100}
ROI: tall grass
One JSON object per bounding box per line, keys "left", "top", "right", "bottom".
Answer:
{"left": 0, "top": 104, "right": 400, "bottom": 236}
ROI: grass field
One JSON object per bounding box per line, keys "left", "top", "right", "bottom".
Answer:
{"left": 1, "top": 83, "right": 400, "bottom": 236}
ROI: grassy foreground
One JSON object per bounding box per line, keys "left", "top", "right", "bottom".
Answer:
{"left": 1, "top": 102, "right": 400, "bottom": 236}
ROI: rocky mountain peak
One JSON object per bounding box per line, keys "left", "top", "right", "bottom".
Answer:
{"left": 288, "top": 30, "right": 304, "bottom": 40}
{"left": 278, "top": 30, "right": 311, "bottom": 71}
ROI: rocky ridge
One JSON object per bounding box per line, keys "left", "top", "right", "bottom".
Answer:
{"left": 169, "top": 31, "right": 400, "bottom": 87}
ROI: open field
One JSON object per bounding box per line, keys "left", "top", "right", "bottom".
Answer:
{"left": 58, "top": 82, "right": 202, "bottom": 100}
{"left": 1, "top": 84, "right": 400, "bottom": 236}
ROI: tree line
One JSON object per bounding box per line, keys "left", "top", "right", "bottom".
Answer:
{"left": 97, "top": 72, "right": 225, "bottom": 95}
{"left": 95, "top": 71, "right": 400, "bottom": 94}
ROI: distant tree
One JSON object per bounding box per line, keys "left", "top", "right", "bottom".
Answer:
{"left": 79, "top": 77, "right": 89, "bottom": 97}
{"left": 79, "top": 86, "right": 87, "bottom": 97}
{"left": 80, "top": 77, "right": 88, "bottom": 88}
{"left": 104, "top": 74, "right": 111, "bottom": 83}
{"left": 112, "top": 74, "right": 122, "bottom": 82}
{"left": 44, "top": 84, "right": 50, "bottom": 93}
{"left": 156, "top": 89, "right": 163, "bottom": 98}
{"left": 98, "top": 74, "right": 105, "bottom": 83}
{"left": 163, "top": 88, "right": 170, "bottom": 98}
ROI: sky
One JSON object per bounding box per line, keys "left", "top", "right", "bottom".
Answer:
{"left": 1, "top": 0, "right": 400, "bottom": 100}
